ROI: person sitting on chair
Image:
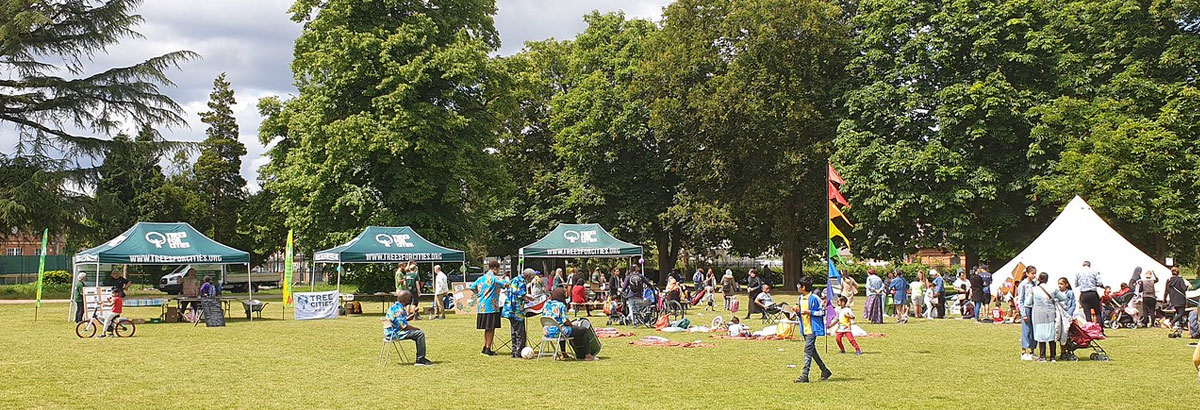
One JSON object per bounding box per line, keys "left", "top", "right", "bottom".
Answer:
{"left": 665, "top": 276, "right": 683, "bottom": 303}
{"left": 382, "top": 290, "right": 433, "bottom": 366}
{"left": 755, "top": 284, "right": 785, "bottom": 318}
{"left": 543, "top": 289, "right": 596, "bottom": 361}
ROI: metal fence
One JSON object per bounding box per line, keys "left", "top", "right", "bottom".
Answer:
{"left": 0, "top": 255, "right": 73, "bottom": 284}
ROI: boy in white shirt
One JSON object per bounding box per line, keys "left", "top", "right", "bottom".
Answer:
{"left": 834, "top": 295, "right": 862, "bottom": 355}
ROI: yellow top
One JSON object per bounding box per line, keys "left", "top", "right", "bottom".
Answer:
{"left": 1193, "top": 342, "right": 1199, "bottom": 371}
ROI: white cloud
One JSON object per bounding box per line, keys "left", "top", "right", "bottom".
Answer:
{"left": 1, "top": 0, "right": 671, "bottom": 192}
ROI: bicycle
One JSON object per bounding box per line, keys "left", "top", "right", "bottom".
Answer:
{"left": 76, "top": 310, "right": 135, "bottom": 338}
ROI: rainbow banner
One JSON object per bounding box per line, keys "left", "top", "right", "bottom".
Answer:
{"left": 826, "top": 164, "right": 853, "bottom": 326}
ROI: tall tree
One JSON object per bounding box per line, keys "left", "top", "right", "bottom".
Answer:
{"left": 194, "top": 73, "right": 247, "bottom": 243}
{"left": 644, "top": 0, "right": 853, "bottom": 286}
{"left": 0, "top": 154, "right": 88, "bottom": 242}
{"left": 550, "top": 12, "right": 689, "bottom": 278}
{"left": 259, "top": 0, "right": 507, "bottom": 251}
{"left": 91, "top": 124, "right": 170, "bottom": 242}
{"left": 0, "top": 0, "right": 197, "bottom": 158}
{"left": 834, "top": 0, "right": 1060, "bottom": 266}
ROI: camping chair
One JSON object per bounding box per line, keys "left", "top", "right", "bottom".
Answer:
{"left": 536, "top": 316, "right": 573, "bottom": 361}
{"left": 377, "top": 322, "right": 410, "bottom": 365}
{"left": 761, "top": 303, "right": 786, "bottom": 324}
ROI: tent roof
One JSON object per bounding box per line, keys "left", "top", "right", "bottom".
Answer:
{"left": 519, "top": 223, "right": 642, "bottom": 259}
{"left": 313, "top": 226, "right": 464, "bottom": 263}
{"left": 74, "top": 222, "right": 249, "bottom": 265}
{"left": 991, "top": 196, "right": 1169, "bottom": 298}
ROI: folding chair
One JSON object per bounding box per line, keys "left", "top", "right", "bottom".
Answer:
{"left": 535, "top": 316, "right": 573, "bottom": 361}
{"left": 761, "top": 303, "right": 786, "bottom": 324}
{"left": 378, "top": 321, "right": 411, "bottom": 365}
{"left": 378, "top": 337, "right": 411, "bottom": 365}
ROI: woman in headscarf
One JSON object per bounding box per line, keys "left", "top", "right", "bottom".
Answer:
{"left": 1027, "top": 272, "right": 1069, "bottom": 362}
{"left": 720, "top": 270, "right": 737, "bottom": 311}
{"left": 1135, "top": 269, "right": 1159, "bottom": 327}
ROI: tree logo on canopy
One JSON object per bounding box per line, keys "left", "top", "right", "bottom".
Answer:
{"left": 563, "top": 230, "right": 598, "bottom": 244}
{"left": 375, "top": 234, "right": 414, "bottom": 248}
{"left": 145, "top": 232, "right": 190, "bottom": 249}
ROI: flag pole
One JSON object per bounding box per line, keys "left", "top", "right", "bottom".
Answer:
{"left": 825, "top": 163, "right": 831, "bottom": 353}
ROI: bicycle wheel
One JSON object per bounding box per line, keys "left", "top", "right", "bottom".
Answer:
{"left": 667, "top": 301, "right": 684, "bottom": 321}
{"left": 114, "top": 319, "right": 136, "bottom": 338}
{"left": 75, "top": 320, "right": 96, "bottom": 338}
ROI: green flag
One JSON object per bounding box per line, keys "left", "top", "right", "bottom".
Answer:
{"left": 828, "top": 240, "right": 844, "bottom": 264}
{"left": 283, "top": 229, "right": 294, "bottom": 307}
{"left": 35, "top": 229, "right": 48, "bottom": 308}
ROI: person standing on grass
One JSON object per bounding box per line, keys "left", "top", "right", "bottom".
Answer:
{"left": 1029, "top": 272, "right": 1068, "bottom": 362}
{"left": 794, "top": 278, "right": 831, "bottom": 383}
{"left": 889, "top": 271, "right": 909, "bottom": 323}
{"left": 864, "top": 269, "right": 884, "bottom": 324}
{"left": 432, "top": 265, "right": 449, "bottom": 320}
{"left": 841, "top": 274, "right": 858, "bottom": 307}
{"left": 969, "top": 268, "right": 986, "bottom": 322}
{"left": 910, "top": 271, "right": 925, "bottom": 319}
{"left": 931, "top": 269, "right": 946, "bottom": 319}
{"left": 979, "top": 266, "right": 993, "bottom": 319}
{"left": 834, "top": 295, "right": 862, "bottom": 355}
{"left": 383, "top": 290, "right": 433, "bottom": 366}
{"left": 394, "top": 262, "right": 409, "bottom": 294}
{"left": 746, "top": 269, "right": 763, "bottom": 320}
{"left": 1135, "top": 269, "right": 1159, "bottom": 328}
{"left": 1075, "top": 261, "right": 1104, "bottom": 326}
{"left": 503, "top": 269, "right": 534, "bottom": 358}
{"left": 721, "top": 270, "right": 737, "bottom": 311}
{"left": 1166, "top": 267, "right": 1190, "bottom": 329}
{"left": 703, "top": 269, "right": 717, "bottom": 311}
{"left": 73, "top": 273, "right": 88, "bottom": 323}
{"left": 404, "top": 264, "right": 422, "bottom": 319}
{"left": 180, "top": 268, "right": 200, "bottom": 316}
{"left": 693, "top": 268, "right": 705, "bottom": 292}
{"left": 470, "top": 261, "right": 507, "bottom": 356}
{"left": 607, "top": 267, "right": 623, "bottom": 304}
{"left": 1016, "top": 266, "right": 1037, "bottom": 360}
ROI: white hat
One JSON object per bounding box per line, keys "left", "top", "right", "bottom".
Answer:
{"left": 723, "top": 269, "right": 734, "bottom": 278}
{"left": 77, "top": 272, "right": 88, "bottom": 281}
{"left": 928, "top": 269, "right": 938, "bottom": 276}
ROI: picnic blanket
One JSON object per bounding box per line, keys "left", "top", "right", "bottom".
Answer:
{"left": 629, "top": 336, "right": 714, "bottom": 348}
{"left": 710, "top": 334, "right": 789, "bottom": 341}
{"left": 595, "top": 328, "right": 635, "bottom": 339}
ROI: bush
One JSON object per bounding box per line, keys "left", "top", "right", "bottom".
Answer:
{"left": 344, "top": 264, "right": 394, "bottom": 294}
{"left": 43, "top": 270, "right": 71, "bottom": 285}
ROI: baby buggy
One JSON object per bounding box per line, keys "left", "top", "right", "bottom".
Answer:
{"left": 604, "top": 298, "right": 626, "bottom": 326}
{"left": 1108, "top": 294, "right": 1140, "bottom": 329}
{"left": 1061, "top": 320, "right": 1109, "bottom": 361}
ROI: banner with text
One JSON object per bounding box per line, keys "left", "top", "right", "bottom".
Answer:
{"left": 294, "top": 291, "right": 340, "bottom": 320}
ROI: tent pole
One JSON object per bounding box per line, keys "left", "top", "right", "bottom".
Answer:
{"left": 311, "top": 260, "right": 316, "bottom": 292}
{"left": 336, "top": 263, "right": 342, "bottom": 295}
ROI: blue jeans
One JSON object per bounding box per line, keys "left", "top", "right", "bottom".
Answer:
{"left": 1020, "top": 307, "right": 1033, "bottom": 349}
{"left": 802, "top": 334, "right": 828, "bottom": 377}
{"left": 973, "top": 301, "right": 983, "bottom": 320}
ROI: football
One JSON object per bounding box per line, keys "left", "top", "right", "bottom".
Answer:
{"left": 520, "top": 347, "right": 534, "bottom": 359}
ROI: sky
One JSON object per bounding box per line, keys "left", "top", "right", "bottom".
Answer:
{"left": 0, "top": 0, "right": 672, "bottom": 191}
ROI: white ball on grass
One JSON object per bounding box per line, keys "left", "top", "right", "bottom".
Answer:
{"left": 521, "top": 347, "right": 534, "bottom": 359}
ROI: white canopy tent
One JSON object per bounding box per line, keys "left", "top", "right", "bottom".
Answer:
{"left": 991, "top": 196, "right": 1169, "bottom": 299}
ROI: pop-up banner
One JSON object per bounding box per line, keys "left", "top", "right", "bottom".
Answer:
{"left": 294, "top": 291, "right": 340, "bottom": 320}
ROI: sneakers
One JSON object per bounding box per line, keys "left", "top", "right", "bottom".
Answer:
{"left": 414, "top": 358, "right": 434, "bottom": 367}
{"left": 838, "top": 350, "right": 846, "bottom": 354}
{"left": 481, "top": 348, "right": 497, "bottom": 356}
{"left": 854, "top": 351, "right": 863, "bottom": 356}
{"left": 794, "top": 377, "right": 810, "bottom": 383}
{"left": 1020, "top": 353, "right": 1033, "bottom": 361}
{"left": 819, "top": 370, "right": 833, "bottom": 381}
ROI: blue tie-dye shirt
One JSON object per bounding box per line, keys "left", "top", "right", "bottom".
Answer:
{"left": 502, "top": 275, "right": 528, "bottom": 321}
{"left": 384, "top": 302, "right": 409, "bottom": 340}
{"left": 470, "top": 272, "right": 507, "bottom": 314}
{"left": 542, "top": 300, "right": 571, "bottom": 338}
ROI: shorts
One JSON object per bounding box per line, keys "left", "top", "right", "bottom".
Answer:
{"left": 476, "top": 312, "right": 502, "bottom": 330}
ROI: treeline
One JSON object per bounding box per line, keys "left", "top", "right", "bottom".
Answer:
{"left": 3, "top": 0, "right": 1198, "bottom": 287}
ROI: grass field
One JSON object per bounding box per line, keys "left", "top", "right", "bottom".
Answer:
{"left": 1, "top": 294, "right": 1197, "bottom": 410}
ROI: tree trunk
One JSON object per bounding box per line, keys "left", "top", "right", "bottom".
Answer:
{"left": 782, "top": 239, "right": 802, "bottom": 289}
{"left": 964, "top": 249, "right": 978, "bottom": 272}
{"left": 654, "top": 229, "right": 682, "bottom": 284}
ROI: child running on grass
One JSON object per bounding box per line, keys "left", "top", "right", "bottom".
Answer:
{"left": 834, "top": 295, "right": 862, "bottom": 355}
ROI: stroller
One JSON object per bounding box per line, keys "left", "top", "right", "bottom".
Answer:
{"left": 604, "top": 298, "right": 626, "bottom": 326}
{"left": 1061, "top": 320, "right": 1109, "bottom": 361}
{"left": 1108, "top": 293, "right": 1140, "bottom": 329}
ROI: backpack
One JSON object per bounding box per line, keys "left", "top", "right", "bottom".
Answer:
{"left": 670, "top": 318, "right": 691, "bottom": 329}
{"left": 626, "top": 273, "right": 645, "bottom": 296}
{"left": 643, "top": 288, "right": 656, "bottom": 303}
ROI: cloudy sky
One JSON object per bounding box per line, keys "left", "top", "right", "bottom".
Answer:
{"left": 0, "top": 0, "right": 672, "bottom": 191}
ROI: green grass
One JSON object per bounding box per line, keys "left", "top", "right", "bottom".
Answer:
{"left": 1, "top": 295, "right": 1197, "bottom": 409}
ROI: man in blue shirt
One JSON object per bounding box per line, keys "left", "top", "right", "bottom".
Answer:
{"left": 931, "top": 270, "right": 946, "bottom": 319}
{"left": 382, "top": 290, "right": 433, "bottom": 366}
{"left": 692, "top": 268, "right": 705, "bottom": 292}
{"left": 794, "top": 277, "right": 831, "bottom": 383}
{"left": 503, "top": 269, "right": 534, "bottom": 358}
{"left": 470, "top": 261, "right": 508, "bottom": 356}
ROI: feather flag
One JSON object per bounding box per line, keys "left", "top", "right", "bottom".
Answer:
{"left": 829, "top": 201, "right": 853, "bottom": 226}
{"left": 830, "top": 224, "right": 850, "bottom": 246}
{"left": 828, "top": 240, "right": 844, "bottom": 264}
{"left": 34, "top": 229, "right": 48, "bottom": 320}
{"left": 283, "top": 229, "right": 294, "bottom": 307}
{"left": 826, "top": 259, "right": 842, "bottom": 327}
{"left": 828, "top": 163, "right": 844, "bottom": 185}
{"left": 828, "top": 181, "right": 849, "bottom": 208}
